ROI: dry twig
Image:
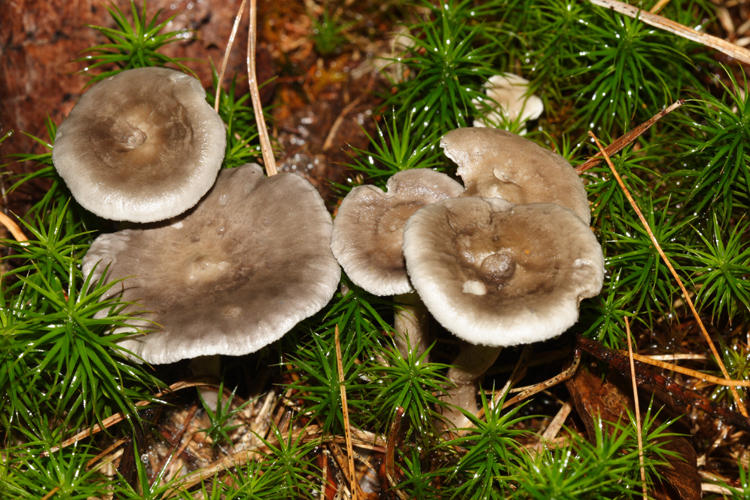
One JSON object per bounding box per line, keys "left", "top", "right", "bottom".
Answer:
{"left": 499, "top": 349, "right": 582, "bottom": 411}
{"left": 588, "top": 0, "right": 750, "bottom": 64}
{"left": 576, "top": 100, "right": 683, "bottom": 174}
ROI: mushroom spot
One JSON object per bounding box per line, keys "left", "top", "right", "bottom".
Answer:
{"left": 187, "top": 257, "right": 230, "bottom": 283}
{"left": 113, "top": 119, "right": 147, "bottom": 150}
{"left": 462, "top": 279, "right": 487, "bottom": 295}
{"left": 479, "top": 251, "right": 516, "bottom": 286}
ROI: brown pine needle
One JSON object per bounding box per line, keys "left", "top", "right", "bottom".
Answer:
{"left": 247, "top": 0, "right": 277, "bottom": 176}
{"left": 501, "top": 349, "right": 582, "bottom": 410}
{"left": 576, "top": 100, "right": 683, "bottom": 174}
{"left": 214, "top": 0, "right": 248, "bottom": 112}
{"left": 588, "top": 131, "right": 749, "bottom": 418}
{"left": 622, "top": 351, "right": 750, "bottom": 387}
{"left": 625, "top": 318, "right": 648, "bottom": 500}
{"left": 40, "top": 487, "right": 59, "bottom": 500}
{"left": 540, "top": 402, "right": 573, "bottom": 443}
{"left": 44, "top": 381, "right": 214, "bottom": 456}
{"left": 335, "top": 325, "right": 361, "bottom": 499}
{"left": 649, "top": 0, "right": 670, "bottom": 14}
{"left": 85, "top": 437, "right": 128, "bottom": 469}
{"left": 588, "top": 0, "right": 750, "bottom": 65}
{"left": 322, "top": 93, "right": 366, "bottom": 152}
{"left": 0, "top": 211, "right": 28, "bottom": 242}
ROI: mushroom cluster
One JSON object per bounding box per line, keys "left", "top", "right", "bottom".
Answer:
{"left": 54, "top": 68, "right": 340, "bottom": 383}
{"left": 331, "top": 127, "right": 604, "bottom": 427}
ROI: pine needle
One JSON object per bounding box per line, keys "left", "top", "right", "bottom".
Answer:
{"left": 588, "top": 0, "right": 750, "bottom": 65}
{"left": 0, "top": 211, "right": 28, "bottom": 242}
{"left": 45, "top": 381, "right": 214, "bottom": 455}
{"left": 622, "top": 352, "right": 750, "bottom": 388}
{"left": 246, "top": 0, "right": 277, "bottom": 176}
{"left": 625, "top": 317, "right": 648, "bottom": 500}
{"left": 335, "top": 324, "right": 361, "bottom": 499}
{"left": 214, "top": 0, "right": 248, "bottom": 112}
{"left": 576, "top": 99, "right": 683, "bottom": 174}
{"left": 588, "top": 131, "right": 749, "bottom": 418}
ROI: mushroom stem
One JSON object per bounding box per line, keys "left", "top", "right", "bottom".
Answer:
{"left": 190, "top": 354, "right": 222, "bottom": 411}
{"left": 441, "top": 343, "right": 503, "bottom": 428}
{"left": 393, "top": 292, "right": 431, "bottom": 360}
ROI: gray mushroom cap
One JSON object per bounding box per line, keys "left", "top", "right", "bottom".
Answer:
{"left": 440, "top": 127, "right": 591, "bottom": 224}
{"left": 53, "top": 67, "right": 226, "bottom": 223}
{"left": 403, "top": 197, "right": 604, "bottom": 347}
{"left": 82, "top": 164, "right": 340, "bottom": 364}
{"left": 331, "top": 168, "right": 464, "bottom": 296}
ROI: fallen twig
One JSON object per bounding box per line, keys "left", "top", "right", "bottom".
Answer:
{"left": 588, "top": 0, "right": 750, "bottom": 65}
{"left": 576, "top": 100, "right": 683, "bottom": 174}
{"left": 501, "top": 349, "right": 581, "bottom": 411}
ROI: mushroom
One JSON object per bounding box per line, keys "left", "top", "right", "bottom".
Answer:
{"left": 440, "top": 127, "right": 591, "bottom": 224}
{"left": 473, "top": 73, "right": 543, "bottom": 133}
{"left": 331, "top": 168, "right": 464, "bottom": 356}
{"left": 53, "top": 67, "right": 226, "bottom": 223}
{"left": 82, "top": 164, "right": 340, "bottom": 364}
{"left": 402, "top": 197, "right": 604, "bottom": 426}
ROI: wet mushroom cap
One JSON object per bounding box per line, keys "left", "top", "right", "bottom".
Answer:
{"left": 403, "top": 197, "right": 604, "bottom": 346}
{"left": 331, "top": 168, "right": 464, "bottom": 295}
{"left": 440, "top": 127, "right": 591, "bottom": 224}
{"left": 83, "top": 164, "right": 340, "bottom": 364}
{"left": 53, "top": 67, "right": 226, "bottom": 223}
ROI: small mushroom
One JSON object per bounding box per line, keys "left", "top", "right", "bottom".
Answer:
{"left": 331, "top": 168, "right": 464, "bottom": 356}
{"left": 332, "top": 169, "right": 464, "bottom": 295}
{"left": 83, "top": 164, "right": 340, "bottom": 364}
{"left": 441, "top": 127, "right": 591, "bottom": 223}
{"left": 53, "top": 67, "right": 226, "bottom": 223}
{"left": 473, "top": 73, "right": 543, "bottom": 132}
{"left": 403, "top": 197, "right": 604, "bottom": 426}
